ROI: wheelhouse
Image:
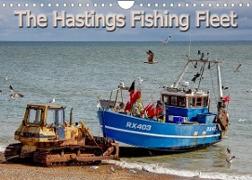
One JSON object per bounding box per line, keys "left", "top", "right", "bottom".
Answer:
{"left": 161, "top": 88, "right": 214, "bottom": 123}
{"left": 161, "top": 90, "right": 209, "bottom": 108}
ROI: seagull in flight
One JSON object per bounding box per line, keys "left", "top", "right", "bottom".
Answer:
{"left": 137, "top": 77, "right": 144, "bottom": 84}
{"left": 191, "top": 72, "right": 201, "bottom": 82}
{"left": 234, "top": 64, "right": 242, "bottom": 72}
{"left": 9, "top": 85, "right": 24, "bottom": 100}
{"left": 226, "top": 147, "right": 236, "bottom": 164}
{"left": 49, "top": 98, "right": 56, "bottom": 103}
{"left": 226, "top": 155, "right": 236, "bottom": 164}
{"left": 227, "top": 147, "right": 231, "bottom": 154}
{"left": 246, "top": 89, "right": 252, "bottom": 93}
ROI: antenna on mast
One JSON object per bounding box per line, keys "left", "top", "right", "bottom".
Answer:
{"left": 188, "top": 33, "right": 192, "bottom": 58}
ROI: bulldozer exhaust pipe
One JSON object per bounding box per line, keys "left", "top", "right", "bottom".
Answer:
{"left": 70, "top": 108, "right": 73, "bottom": 125}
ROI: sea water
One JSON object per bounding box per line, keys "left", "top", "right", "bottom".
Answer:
{"left": 0, "top": 41, "right": 251, "bottom": 179}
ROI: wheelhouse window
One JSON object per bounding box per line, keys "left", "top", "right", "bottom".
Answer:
{"left": 177, "top": 96, "right": 186, "bottom": 107}
{"left": 162, "top": 95, "right": 187, "bottom": 107}
{"left": 47, "top": 108, "right": 65, "bottom": 127}
{"left": 203, "top": 97, "right": 209, "bottom": 107}
{"left": 27, "top": 109, "right": 42, "bottom": 125}
{"left": 196, "top": 97, "right": 202, "bottom": 106}
{"left": 162, "top": 95, "right": 170, "bottom": 105}
{"left": 188, "top": 97, "right": 195, "bottom": 107}
{"left": 170, "top": 96, "right": 177, "bottom": 106}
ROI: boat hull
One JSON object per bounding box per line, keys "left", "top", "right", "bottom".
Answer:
{"left": 98, "top": 109, "right": 221, "bottom": 151}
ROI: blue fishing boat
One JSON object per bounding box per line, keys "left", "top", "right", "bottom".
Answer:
{"left": 97, "top": 53, "right": 230, "bottom": 152}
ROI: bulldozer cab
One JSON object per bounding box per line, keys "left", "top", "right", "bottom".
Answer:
{"left": 24, "top": 104, "right": 66, "bottom": 140}
{"left": 25, "top": 104, "right": 65, "bottom": 127}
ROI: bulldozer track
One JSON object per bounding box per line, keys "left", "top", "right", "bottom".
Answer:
{"left": 33, "top": 146, "right": 106, "bottom": 166}
{"left": 4, "top": 143, "right": 22, "bottom": 161}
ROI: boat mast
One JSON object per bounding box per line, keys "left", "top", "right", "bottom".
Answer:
{"left": 216, "top": 62, "right": 229, "bottom": 134}
{"left": 217, "top": 63, "right": 223, "bottom": 99}
{"left": 174, "top": 61, "right": 190, "bottom": 88}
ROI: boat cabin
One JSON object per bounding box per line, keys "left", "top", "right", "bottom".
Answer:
{"left": 161, "top": 88, "right": 215, "bottom": 124}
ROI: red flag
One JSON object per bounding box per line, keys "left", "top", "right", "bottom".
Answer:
{"left": 223, "top": 96, "right": 231, "bottom": 103}
{"left": 124, "top": 101, "right": 132, "bottom": 112}
{"left": 130, "top": 91, "right": 141, "bottom": 104}
{"left": 144, "top": 103, "right": 155, "bottom": 118}
{"left": 124, "top": 80, "right": 141, "bottom": 112}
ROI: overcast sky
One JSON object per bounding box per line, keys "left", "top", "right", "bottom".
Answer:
{"left": 0, "top": 0, "right": 251, "bottom": 41}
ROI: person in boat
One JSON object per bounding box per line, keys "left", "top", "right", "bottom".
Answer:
{"left": 142, "top": 100, "right": 164, "bottom": 121}
{"left": 115, "top": 102, "right": 125, "bottom": 113}
{"left": 156, "top": 100, "right": 164, "bottom": 121}
{"left": 143, "top": 103, "right": 155, "bottom": 119}
{"left": 132, "top": 103, "right": 142, "bottom": 117}
{"left": 146, "top": 50, "right": 154, "bottom": 63}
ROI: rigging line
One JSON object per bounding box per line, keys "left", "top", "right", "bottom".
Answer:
{"left": 188, "top": 33, "right": 192, "bottom": 58}
{"left": 223, "top": 61, "right": 252, "bottom": 66}
{"left": 188, "top": 61, "right": 199, "bottom": 90}
{"left": 197, "top": 61, "right": 206, "bottom": 90}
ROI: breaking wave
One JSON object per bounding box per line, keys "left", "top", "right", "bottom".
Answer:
{"left": 0, "top": 145, "right": 6, "bottom": 153}
{"left": 106, "top": 160, "right": 252, "bottom": 180}
{"left": 238, "top": 118, "right": 247, "bottom": 122}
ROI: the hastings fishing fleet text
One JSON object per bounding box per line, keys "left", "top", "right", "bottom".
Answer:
{"left": 14, "top": 10, "right": 238, "bottom": 32}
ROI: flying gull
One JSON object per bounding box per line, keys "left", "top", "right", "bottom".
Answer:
{"left": 226, "top": 147, "right": 236, "bottom": 164}
{"left": 9, "top": 85, "right": 24, "bottom": 100}
{"left": 234, "top": 64, "right": 242, "bottom": 72}
{"left": 49, "top": 98, "right": 56, "bottom": 103}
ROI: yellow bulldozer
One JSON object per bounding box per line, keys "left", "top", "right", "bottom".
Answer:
{"left": 4, "top": 103, "right": 119, "bottom": 166}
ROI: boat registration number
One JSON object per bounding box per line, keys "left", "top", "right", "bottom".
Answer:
{"left": 206, "top": 126, "right": 216, "bottom": 132}
{"left": 126, "top": 122, "right": 152, "bottom": 131}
